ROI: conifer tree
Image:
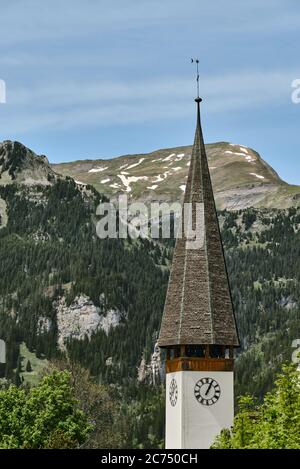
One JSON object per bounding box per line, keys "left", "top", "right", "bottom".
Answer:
{"left": 26, "top": 360, "right": 32, "bottom": 372}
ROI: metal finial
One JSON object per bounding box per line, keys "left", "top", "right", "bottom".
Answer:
{"left": 191, "top": 58, "right": 200, "bottom": 98}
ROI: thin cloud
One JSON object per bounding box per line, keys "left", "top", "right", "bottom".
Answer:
{"left": 0, "top": 0, "right": 298, "bottom": 46}
{"left": 1, "top": 70, "right": 296, "bottom": 134}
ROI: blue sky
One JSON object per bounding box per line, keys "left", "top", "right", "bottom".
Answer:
{"left": 0, "top": 0, "right": 299, "bottom": 184}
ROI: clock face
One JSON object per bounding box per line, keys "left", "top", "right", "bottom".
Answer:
{"left": 169, "top": 378, "right": 178, "bottom": 407}
{"left": 194, "top": 377, "right": 221, "bottom": 406}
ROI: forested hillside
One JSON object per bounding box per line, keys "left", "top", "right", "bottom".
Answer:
{"left": 1, "top": 174, "right": 299, "bottom": 404}
{"left": 221, "top": 207, "right": 300, "bottom": 398}
{"left": 0, "top": 179, "right": 169, "bottom": 385}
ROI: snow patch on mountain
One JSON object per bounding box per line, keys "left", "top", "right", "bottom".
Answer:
{"left": 225, "top": 149, "right": 256, "bottom": 163}
{"left": 118, "top": 174, "right": 148, "bottom": 192}
{"left": 152, "top": 171, "right": 172, "bottom": 184}
{"left": 89, "top": 166, "right": 108, "bottom": 173}
{"left": 153, "top": 174, "right": 164, "bottom": 183}
{"left": 162, "top": 153, "right": 176, "bottom": 162}
{"left": 246, "top": 156, "right": 255, "bottom": 162}
{"left": 239, "top": 147, "right": 249, "bottom": 154}
{"left": 127, "top": 158, "right": 145, "bottom": 170}
{"left": 250, "top": 173, "right": 265, "bottom": 180}
{"left": 225, "top": 150, "right": 250, "bottom": 157}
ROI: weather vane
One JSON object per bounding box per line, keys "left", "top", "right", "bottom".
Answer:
{"left": 191, "top": 58, "right": 200, "bottom": 98}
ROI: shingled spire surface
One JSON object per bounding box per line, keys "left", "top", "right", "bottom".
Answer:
{"left": 158, "top": 99, "right": 239, "bottom": 347}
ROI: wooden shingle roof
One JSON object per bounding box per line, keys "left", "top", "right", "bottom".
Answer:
{"left": 158, "top": 99, "right": 239, "bottom": 347}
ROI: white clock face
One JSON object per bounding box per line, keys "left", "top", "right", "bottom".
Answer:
{"left": 169, "top": 378, "right": 178, "bottom": 407}
{"left": 194, "top": 377, "right": 221, "bottom": 406}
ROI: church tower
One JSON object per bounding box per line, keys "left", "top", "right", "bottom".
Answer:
{"left": 158, "top": 95, "right": 239, "bottom": 449}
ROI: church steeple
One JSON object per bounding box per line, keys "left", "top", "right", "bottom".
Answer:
{"left": 158, "top": 97, "right": 239, "bottom": 349}
{"left": 158, "top": 94, "right": 239, "bottom": 450}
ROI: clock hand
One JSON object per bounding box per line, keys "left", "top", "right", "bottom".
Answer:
{"left": 205, "top": 381, "right": 213, "bottom": 396}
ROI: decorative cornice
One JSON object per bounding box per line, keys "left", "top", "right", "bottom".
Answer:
{"left": 166, "top": 357, "right": 234, "bottom": 373}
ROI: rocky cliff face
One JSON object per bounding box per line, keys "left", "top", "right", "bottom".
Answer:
{"left": 137, "top": 342, "right": 163, "bottom": 385}
{"left": 0, "top": 140, "right": 58, "bottom": 186}
{"left": 38, "top": 294, "right": 123, "bottom": 351}
{"left": 0, "top": 197, "right": 7, "bottom": 228}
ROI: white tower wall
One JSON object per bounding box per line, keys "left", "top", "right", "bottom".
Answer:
{"left": 166, "top": 371, "right": 234, "bottom": 449}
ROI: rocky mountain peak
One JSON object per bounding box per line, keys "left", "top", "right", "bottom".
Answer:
{"left": 0, "top": 140, "right": 57, "bottom": 186}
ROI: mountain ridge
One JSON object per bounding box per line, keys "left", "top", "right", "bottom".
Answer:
{"left": 51, "top": 142, "right": 300, "bottom": 210}
{"left": 0, "top": 140, "right": 58, "bottom": 186}
{"left": 1, "top": 139, "right": 299, "bottom": 210}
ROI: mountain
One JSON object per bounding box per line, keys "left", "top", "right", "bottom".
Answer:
{"left": 0, "top": 141, "right": 57, "bottom": 186}
{"left": 0, "top": 140, "right": 299, "bottom": 447}
{"left": 0, "top": 141, "right": 168, "bottom": 389}
{"left": 52, "top": 142, "right": 300, "bottom": 210}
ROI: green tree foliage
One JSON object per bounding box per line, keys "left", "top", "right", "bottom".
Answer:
{"left": 44, "top": 360, "right": 164, "bottom": 449}
{"left": 45, "top": 360, "right": 126, "bottom": 448}
{"left": 0, "top": 370, "right": 92, "bottom": 448}
{"left": 13, "top": 372, "right": 21, "bottom": 387}
{"left": 220, "top": 208, "right": 300, "bottom": 398}
{"left": 122, "top": 384, "right": 165, "bottom": 448}
{"left": 213, "top": 365, "right": 300, "bottom": 449}
{"left": 16, "top": 355, "right": 22, "bottom": 373}
{"left": 242, "top": 208, "right": 257, "bottom": 230}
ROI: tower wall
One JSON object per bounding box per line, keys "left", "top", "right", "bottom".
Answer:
{"left": 166, "top": 371, "right": 234, "bottom": 449}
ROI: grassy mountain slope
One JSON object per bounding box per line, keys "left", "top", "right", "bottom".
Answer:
{"left": 52, "top": 142, "right": 300, "bottom": 210}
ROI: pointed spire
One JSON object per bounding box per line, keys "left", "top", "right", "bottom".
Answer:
{"left": 158, "top": 98, "right": 239, "bottom": 347}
